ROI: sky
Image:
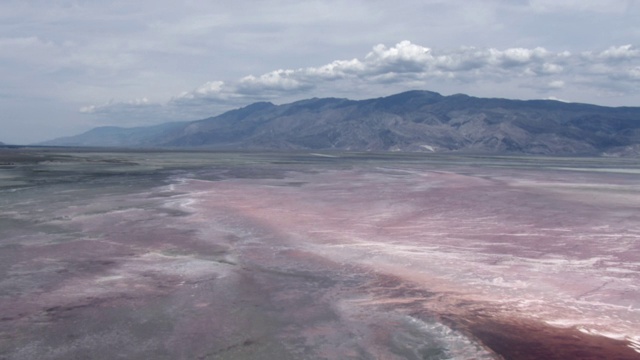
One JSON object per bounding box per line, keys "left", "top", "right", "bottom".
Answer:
{"left": 1, "top": 0, "right": 640, "bottom": 144}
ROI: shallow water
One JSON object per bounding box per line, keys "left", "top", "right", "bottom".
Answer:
{"left": 1, "top": 149, "right": 640, "bottom": 359}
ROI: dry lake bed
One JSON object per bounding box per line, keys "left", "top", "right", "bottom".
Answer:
{"left": 1, "top": 148, "right": 640, "bottom": 359}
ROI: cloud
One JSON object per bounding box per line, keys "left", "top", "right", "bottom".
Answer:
{"left": 303, "top": 58, "right": 365, "bottom": 80}
{"left": 527, "top": 0, "right": 632, "bottom": 14}
{"left": 0, "top": 36, "right": 63, "bottom": 67}
{"left": 364, "top": 41, "right": 432, "bottom": 74}
{"left": 589, "top": 44, "right": 640, "bottom": 61}
{"left": 79, "top": 97, "right": 154, "bottom": 114}
{"left": 80, "top": 41, "right": 640, "bottom": 122}
{"left": 175, "top": 81, "right": 227, "bottom": 101}
{"left": 577, "top": 45, "right": 640, "bottom": 86}
{"left": 238, "top": 70, "right": 314, "bottom": 94}
{"left": 547, "top": 80, "right": 565, "bottom": 89}
{"left": 78, "top": 97, "right": 169, "bottom": 126}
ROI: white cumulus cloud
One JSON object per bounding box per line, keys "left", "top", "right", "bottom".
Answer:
{"left": 80, "top": 41, "right": 640, "bottom": 123}
{"left": 238, "top": 70, "right": 313, "bottom": 94}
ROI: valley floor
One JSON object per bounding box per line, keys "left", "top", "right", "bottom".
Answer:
{"left": 1, "top": 149, "right": 640, "bottom": 359}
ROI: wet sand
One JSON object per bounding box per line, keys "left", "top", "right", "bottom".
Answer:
{"left": 1, "top": 150, "right": 640, "bottom": 359}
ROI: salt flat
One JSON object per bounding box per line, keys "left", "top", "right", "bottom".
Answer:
{"left": 1, "top": 149, "right": 639, "bottom": 359}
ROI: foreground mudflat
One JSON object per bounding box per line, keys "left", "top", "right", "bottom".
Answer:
{"left": 1, "top": 149, "right": 639, "bottom": 359}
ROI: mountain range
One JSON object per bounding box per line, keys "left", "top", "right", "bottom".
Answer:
{"left": 41, "top": 90, "right": 640, "bottom": 156}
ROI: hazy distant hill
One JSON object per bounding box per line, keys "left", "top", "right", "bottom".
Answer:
{"left": 41, "top": 122, "right": 186, "bottom": 148}
{"left": 40, "top": 90, "right": 640, "bottom": 155}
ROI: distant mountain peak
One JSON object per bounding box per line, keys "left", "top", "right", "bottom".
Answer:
{"left": 39, "top": 90, "right": 640, "bottom": 156}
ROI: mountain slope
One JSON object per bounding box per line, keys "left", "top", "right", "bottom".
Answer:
{"left": 41, "top": 122, "right": 186, "bottom": 147}
{"left": 41, "top": 90, "right": 640, "bottom": 155}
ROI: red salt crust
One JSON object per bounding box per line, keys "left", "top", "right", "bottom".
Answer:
{"left": 465, "top": 317, "right": 639, "bottom": 360}
{"left": 366, "top": 273, "right": 640, "bottom": 360}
